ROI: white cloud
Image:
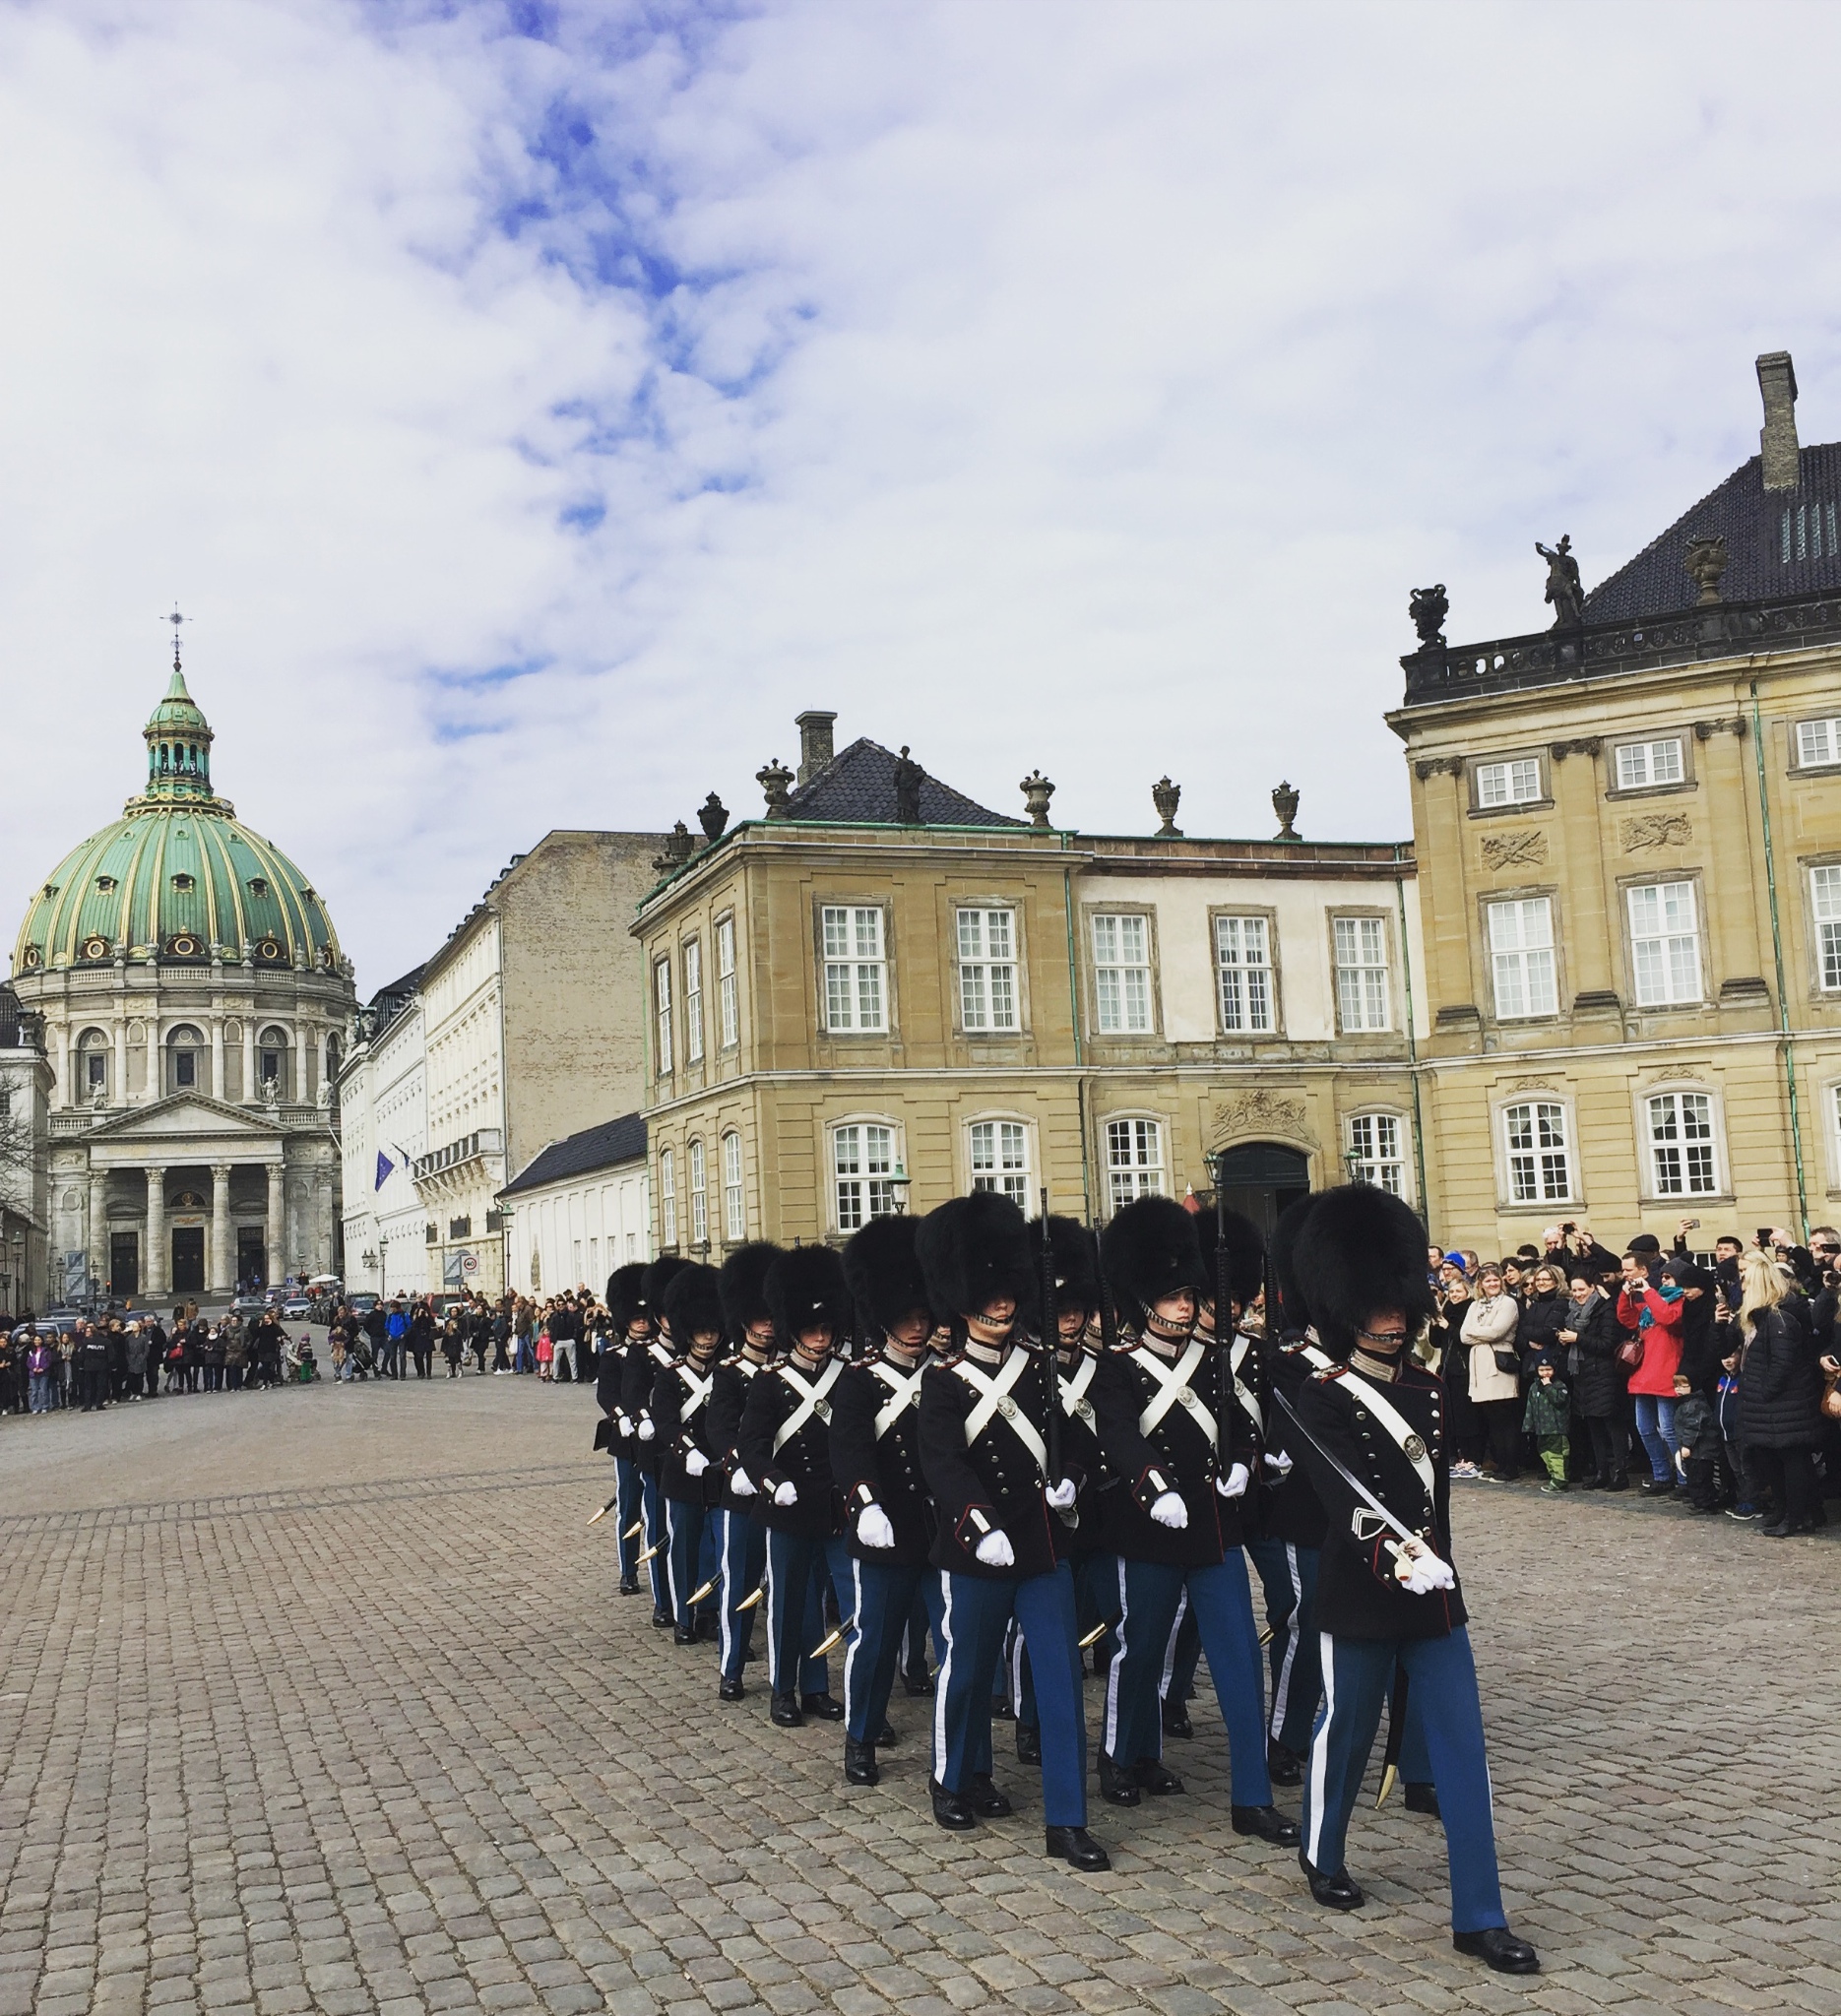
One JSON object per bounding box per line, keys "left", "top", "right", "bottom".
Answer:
{"left": 4, "top": 1, "right": 1841, "bottom": 984}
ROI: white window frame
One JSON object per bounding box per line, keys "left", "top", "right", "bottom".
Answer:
{"left": 1812, "top": 865, "right": 1841, "bottom": 992}
{"left": 1346, "top": 1112, "right": 1406, "bottom": 1195}
{"left": 1091, "top": 914, "right": 1154, "bottom": 1035}
{"left": 659, "top": 1146, "right": 677, "bottom": 1247}
{"left": 1615, "top": 737, "right": 1685, "bottom": 790}
{"left": 654, "top": 957, "right": 673, "bottom": 1077}
{"left": 1501, "top": 1100, "right": 1574, "bottom": 1205}
{"left": 832, "top": 1120, "right": 900, "bottom": 1232}
{"left": 1487, "top": 896, "right": 1558, "bottom": 1020}
{"left": 683, "top": 938, "right": 704, "bottom": 1064}
{"left": 1643, "top": 1089, "right": 1721, "bottom": 1199}
{"left": 821, "top": 906, "right": 889, "bottom": 1034}
{"left": 957, "top": 908, "right": 1019, "bottom": 1033}
{"left": 1627, "top": 881, "right": 1703, "bottom": 1006}
{"left": 717, "top": 915, "right": 739, "bottom": 1049}
{"left": 1214, "top": 914, "right": 1275, "bottom": 1034}
{"left": 688, "top": 1137, "right": 708, "bottom": 1244}
{"left": 722, "top": 1130, "right": 744, "bottom": 1241}
{"left": 1332, "top": 914, "right": 1391, "bottom": 1032}
{"left": 1475, "top": 757, "right": 1543, "bottom": 808}
{"left": 1105, "top": 1115, "right": 1165, "bottom": 1211}
{"left": 968, "top": 1117, "right": 1031, "bottom": 1206}
{"left": 1796, "top": 716, "right": 1841, "bottom": 769}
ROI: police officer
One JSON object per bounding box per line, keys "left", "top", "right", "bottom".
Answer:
{"left": 833, "top": 1214, "right": 942, "bottom": 1786}
{"left": 916, "top": 1192, "right": 1107, "bottom": 1871}
{"left": 654, "top": 1264, "right": 728, "bottom": 1645}
{"left": 1289, "top": 1184, "right": 1538, "bottom": 1975}
{"left": 622, "top": 1255, "right": 689, "bottom": 1628}
{"left": 736, "top": 1246, "right": 855, "bottom": 1729}
{"left": 708, "top": 1242, "right": 783, "bottom": 1702}
{"left": 600, "top": 1263, "right": 653, "bottom": 1598}
{"left": 1092, "top": 1196, "right": 1298, "bottom": 1847}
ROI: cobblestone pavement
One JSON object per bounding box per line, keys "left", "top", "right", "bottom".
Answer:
{"left": 2, "top": 1378, "right": 1837, "bottom": 2016}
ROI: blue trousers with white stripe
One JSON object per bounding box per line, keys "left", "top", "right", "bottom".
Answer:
{"left": 613, "top": 1455, "right": 644, "bottom": 1583}
{"left": 763, "top": 1530, "right": 855, "bottom": 1699}
{"left": 1244, "top": 1536, "right": 1322, "bottom": 1757}
{"left": 936, "top": 1563, "right": 1087, "bottom": 1827}
{"left": 844, "top": 1557, "right": 946, "bottom": 1744}
{"left": 665, "top": 1496, "right": 720, "bottom": 1632}
{"left": 1014, "top": 1548, "right": 1115, "bottom": 1732}
{"left": 1303, "top": 1627, "right": 1506, "bottom": 1933}
{"left": 639, "top": 1471, "right": 668, "bottom": 1607}
{"left": 1109, "top": 1553, "right": 1272, "bottom": 1807}
{"left": 718, "top": 1508, "right": 767, "bottom": 1681}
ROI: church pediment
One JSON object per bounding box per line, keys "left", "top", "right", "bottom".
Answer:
{"left": 85, "top": 1094, "right": 287, "bottom": 1141}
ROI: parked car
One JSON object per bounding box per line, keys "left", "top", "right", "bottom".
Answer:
{"left": 346, "top": 1292, "right": 379, "bottom": 1317}
{"left": 230, "top": 1292, "right": 268, "bottom": 1318}
{"left": 281, "top": 1295, "right": 313, "bottom": 1321}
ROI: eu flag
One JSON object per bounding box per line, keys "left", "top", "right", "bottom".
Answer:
{"left": 375, "top": 1150, "right": 395, "bottom": 1191}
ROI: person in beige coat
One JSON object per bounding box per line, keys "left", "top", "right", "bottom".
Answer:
{"left": 1460, "top": 1268, "right": 1522, "bottom": 1480}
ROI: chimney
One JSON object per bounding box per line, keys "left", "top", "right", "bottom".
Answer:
{"left": 1757, "top": 350, "right": 1801, "bottom": 491}
{"left": 795, "top": 710, "right": 837, "bottom": 786}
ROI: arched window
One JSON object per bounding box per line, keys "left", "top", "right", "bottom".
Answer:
{"left": 688, "top": 1138, "right": 708, "bottom": 1245}
{"left": 659, "top": 1147, "right": 677, "bottom": 1247}
{"left": 325, "top": 1032, "right": 342, "bottom": 1082}
{"left": 722, "top": 1131, "right": 744, "bottom": 1241}
{"left": 78, "top": 1027, "right": 109, "bottom": 1100}
{"left": 165, "top": 1024, "right": 204, "bottom": 1096}
{"left": 258, "top": 1026, "right": 290, "bottom": 1099}
{"left": 831, "top": 1119, "right": 901, "bottom": 1231}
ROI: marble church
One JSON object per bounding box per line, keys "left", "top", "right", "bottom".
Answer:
{"left": 10, "top": 659, "right": 356, "bottom": 1300}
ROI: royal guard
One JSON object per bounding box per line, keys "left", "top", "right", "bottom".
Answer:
{"left": 708, "top": 1241, "right": 783, "bottom": 1702}
{"left": 736, "top": 1245, "right": 855, "bottom": 1729}
{"left": 622, "top": 1254, "right": 689, "bottom": 1628}
{"left": 916, "top": 1192, "right": 1108, "bottom": 1871}
{"left": 1092, "top": 1195, "right": 1298, "bottom": 1849}
{"left": 832, "top": 1214, "right": 941, "bottom": 1786}
{"left": 1288, "top": 1185, "right": 1538, "bottom": 1975}
{"left": 601, "top": 1262, "right": 664, "bottom": 1604}
{"left": 654, "top": 1264, "right": 728, "bottom": 1645}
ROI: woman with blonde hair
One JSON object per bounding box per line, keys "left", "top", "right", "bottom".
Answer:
{"left": 1735, "top": 1248, "right": 1825, "bottom": 1537}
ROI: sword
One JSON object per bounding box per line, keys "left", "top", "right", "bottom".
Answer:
{"left": 587, "top": 1495, "right": 617, "bottom": 1526}
{"left": 686, "top": 1576, "right": 720, "bottom": 1607}
{"left": 1376, "top": 1664, "right": 1410, "bottom": 1808}
{"left": 810, "top": 1611, "right": 857, "bottom": 1659}
{"left": 1266, "top": 1386, "right": 1421, "bottom": 1557}
{"left": 1078, "top": 1615, "right": 1117, "bottom": 1651}
{"left": 736, "top": 1585, "right": 765, "bottom": 1612}
{"left": 622, "top": 1520, "right": 644, "bottom": 1541}
{"left": 635, "top": 1540, "right": 663, "bottom": 1565}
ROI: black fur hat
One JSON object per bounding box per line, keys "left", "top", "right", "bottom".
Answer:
{"left": 663, "top": 1262, "right": 725, "bottom": 1347}
{"left": 764, "top": 1245, "right": 853, "bottom": 1347}
{"left": 917, "top": 1192, "right": 1034, "bottom": 1322}
{"left": 1291, "top": 1184, "right": 1434, "bottom": 1358}
{"left": 1194, "top": 1206, "right": 1266, "bottom": 1313}
{"left": 641, "top": 1254, "right": 689, "bottom": 1334}
{"left": 1034, "top": 1214, "right": 1100, "bottom": 1321}
{"left": 1101, "top": 1195, "right": 1206, "bottom": 1324}
{"left": 604, "top": 1262, "right": 652, "bottom": 1334}
{"left": 843, "top": 1215, "right": 934, "bottom": 1340}
{"left": 1270, "top": 1194, "right": 1318, "bottom": 1334}
{"left": 719, "top": 1241, "right": 784, "bottom": 1340}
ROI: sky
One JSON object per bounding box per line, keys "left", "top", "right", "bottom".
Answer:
{"left": 5, "top": 0, "right": 1841, "bottom": 991}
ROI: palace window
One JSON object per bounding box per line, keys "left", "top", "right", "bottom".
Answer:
{"left": 1503, "top": 1102, "right": 1573, "bottom": 1204}
{"left": 1646, "top": 1091, "right": 1719, "bottom": 1196}
{"left": 1814, "top": 866, "right": 1841, "bottom": 991}
{"left": 969, "top": 1120, "right": 1030, "bottom": 1206}
{"left": 1627, "top": 881, "right": 1702, "bottom": 1005}
{"left": 1332, "top": 915, "right": 1391, "bottom": 1031}
{"left": 1782, "top": 499, "right": 1838, "bottom": 563}
{"left": 684, "top": 938, "right": 704, "bottom": 1065}
{"left": 1796, "top": 717, "right": 1841, "bottom": 768}
{"left": 833, "top": 1123, "right": 898, "bottom": 1230}
{"left": 166, "top": 1024, "right": 205, "bottom": 1095}
{"left": 1215, "top": 914, "right": 1274, "bottom": 1033}
{"left": 722, "top": 1131, "right": 744, "bottom": 1241}
{"left": 1615, "top": 738, "right": 1684, "bottom": 790}
{"left": 659, "top": 1147, "right": 677, "bottom": 1247}
{"left": 717, "top": 915, "right": 739, "bottom": 1048}
{"left": 1488, "top": 897, "right": 1557, "bottom": 1019}
{"left": 654, "top": 957, "right": 673, "bottom": 1077}
{"left": 1091, "top": 914, "right": 1152, "bottom": 1033}
{"left": 1475, "top": 757, "right": 1542, "bottom": 807}
{"left": 957, "top": 909, "right": 1018, "bottom": 1032}
{"left": 78, "top": 1028, "right": 108, "bottom": 1098}
{"left": 1106, "top": 1117, "right": 1164, "bottom": 1210}
{"left": 689, "top": 1137, "right": 708, "bottom": 1244}
{"left": 822, "top": 907, "right": 888, "bottom": 1033}
{"left": 1346, "top": 1113, "right": 1405, "bottom": 1194}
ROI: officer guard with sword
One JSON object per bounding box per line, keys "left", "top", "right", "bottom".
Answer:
{"left": 707, "top": 1242, "right": 784, "bottom": 1703}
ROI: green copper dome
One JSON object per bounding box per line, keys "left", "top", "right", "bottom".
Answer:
{"left": 12, "top": 667, "right": 344, "bottom": 977}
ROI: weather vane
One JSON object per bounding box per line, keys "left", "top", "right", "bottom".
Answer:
{"left": 162, "top": 605, "right": 188, "bottom": 673}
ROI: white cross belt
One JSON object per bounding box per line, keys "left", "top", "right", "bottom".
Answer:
{"left": 1135, "top": 1338, "right": 1217, "bottom": 1445}
{"left": 956, "top": 1352, "right": 1047, "bottom": 1477}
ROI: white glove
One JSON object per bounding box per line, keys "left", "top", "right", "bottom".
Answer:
{"left": 730, "top": 1467, "right": 756, "bottom": 1498}
{"left": 1394, "top": 1544, "right": 1455, "bottom": 1596}
{"left": 1150, "top": 1490, "right": 1188, "bottom": 1529}
{"left": 772, "top": 1480, "right": 798, "bottom": 1507}
{"left": 857, "top": 1504, "right": 897, "bottom": 1549}
{"left": 1261, "top": 1449, "right": 1293, "bottom": 1479}
{"left": 684, "top": 1449, "right": 710, "bottom": 1477}
{"left": 1219, "top": 1462, "right": 1250, "bottom": 1499}
{"left": 636, "top": 1418, "right": 655, "bottom": 1442}
{"left": 1046, "top": 1478, "right": 1078, "bottom": 1511}
{"left": 975, "top": 1529, "right": 1016, "bottom": 1567}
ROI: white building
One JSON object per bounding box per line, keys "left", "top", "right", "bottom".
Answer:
{"left": 495, "top": 1112, "right": 651, "bottom": 1298}
{"left": 337, "top": 968, "right": 430, "bottom": 1301}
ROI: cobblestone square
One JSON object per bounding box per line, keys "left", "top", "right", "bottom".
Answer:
{"left": 2, "top": 1380, "right": 1836, "bottom": 2015}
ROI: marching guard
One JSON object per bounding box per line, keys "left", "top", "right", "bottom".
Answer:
{"left": 1288, "top": 1184, "right": 1539, "bottom": 1974}
{"left": 916, "top": 1193, "right": 1109, "bottom": 1870}
{"left": 600, "top": 1263, "right": 661, "bottom": 1604}
{"left": 1092, "top": 1196, "right": 1298, "bottom": 1847}
{"left": 654, "top": 1264, "right": 728, "bottom": 1644}
{"left": 708, "top": 1242, "right": 784, "bottom": 1701}
{"left": 622, "top": 1255, "right": 689, "bottom": 1628}
{"left": 832, "top": 1214, "right": 942, "bottom": 1786}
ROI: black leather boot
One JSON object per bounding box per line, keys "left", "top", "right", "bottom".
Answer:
{"left": 903, "top": 1668, "right": 936, "bottom": 1695}
{"left": 1403, "top": 1781, "right": 1440, "bottom": 1817}
{"left": 843, "top": 1738, "right": 879, "bottom": 1786}
{"left": 1161, "top": 1699, "right": 1193, "bottom": 1740}
{"left": 1134, "top": 1758, "right": 1184, "bottom": 1796}
{"left": 770, "top": 1693, "right": 803, "bottom": 1728}
{"left": 1098, "top": 1751, "right": 1142, "bottom": 1806}
{"left": 1266, "top": 1740, "right": 1302, "bottom": 1787}
{"left": 877, "top": 1722, "right": 898, "bottom": 1744}
{"left": 930, "top": 1778, "right": 976, "bottom": 1830}
{"left": 1015, "top": 1723, "right": 1042, "bottom": 1765}
{"left": 1299, "top": 1849, "right": 1364, "bottom": 1910}
{"left": 1453, "top": 1926, "right": 1539, "bottom": 1974}
{"left": 672, "top": 1624, "right": 698, "bottom": 1646}
{"left": 651, "top": 1606, "right": 672, "bottom": 1629}
{"left": 1232, "top": 1804, "right": 1301, "bottom": 1847}
{"left": 718, "top": 1676, "right": 745, "bottom": 1702}
{"left": 618, "top": 1576, "right": 641, "bottom": 1596}
{"left": 969, "top": 1773, "right": 1012, "bottom": 1817}
{"left": 801, "top": 1691, "right": 845, "bottom": 1721}
{"left": 1045, "top": 1825, "right": 1111, "bottom": 1871}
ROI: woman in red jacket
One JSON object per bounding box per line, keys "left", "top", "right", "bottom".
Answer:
{"left": 1618, "top": 1253, "right": 1685, "bottom": 1496}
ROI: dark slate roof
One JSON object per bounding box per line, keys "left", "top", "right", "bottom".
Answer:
{"left": 500, "top": 1112, "right": 647, "bottom": 1197}
{"left": 1584, "top": 441, "right": 1841, "bottom": 624}
{"left": 784, "top": 737, "right": 1023, "bottom": 827}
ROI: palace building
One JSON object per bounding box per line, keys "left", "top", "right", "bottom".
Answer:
{"left": 8, "top": 662, "right": 356, "bottom": 1299}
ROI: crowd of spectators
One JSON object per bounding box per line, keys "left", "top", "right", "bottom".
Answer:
{"left": 322, "top": 1289, "right": 612, "bottom": 1381}
{"left": 0, "top": 1302, "right": 314, "bottom": 1414}
{"left": 1421, "top": 1217, "right": 1840, "bottom": 1537}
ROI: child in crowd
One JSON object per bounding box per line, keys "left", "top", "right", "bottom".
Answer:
{"left": 535, "top": 1327, "right": 554, "bottom": 1381}
{"left": 1523, "top": 1357, "right": 1571, "bottom": 1494}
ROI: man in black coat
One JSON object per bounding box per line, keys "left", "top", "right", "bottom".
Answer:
{"left": 654, "top": 1265, "right": 728, "bottom": 1644}
{"left": 1290, "top": 1186, "right": 1537, "bottom": 1977}
{"left": 599, "top": 1264, "right": 654, "bottom": 1598}
{"left": 708, "top": 1243, "right": 783, "bottom": 1701}
{"left": 621, "top": 1256, "right": 688, "bottom": 1626}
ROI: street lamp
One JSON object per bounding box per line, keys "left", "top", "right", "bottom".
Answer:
{"left": 887, "top": 1164, "right": 913, "bottom": 1216}
{"left": 1344, "top": 1148, "right": 1366, "bottom": 1186}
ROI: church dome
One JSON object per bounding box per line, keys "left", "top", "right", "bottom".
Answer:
{"left": 11, "top": 664, "right": 344, "bottom": 978}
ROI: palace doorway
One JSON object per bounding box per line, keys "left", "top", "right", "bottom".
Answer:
{"left": 171, "top": 1227, "right": 206, "bottom": 1294}
{"left": 1213, "top": 1140, "right": 1310, "bottom": 1242}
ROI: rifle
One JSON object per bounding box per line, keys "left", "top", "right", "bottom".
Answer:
{"left": 1092, "top": 1225, "right": 1119, "bottom": 1354}
{"left": 1039, "top": 1188, "right": 1065, "bottom": 1504}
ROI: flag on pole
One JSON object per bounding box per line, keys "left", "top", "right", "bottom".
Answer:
{"left": 375, "top": 1150, "right": 394, "bottom": 1191}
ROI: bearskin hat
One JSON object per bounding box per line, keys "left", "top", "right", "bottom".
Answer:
{"left": 1193, "top": 1206, "right": 1266, "bottom": 1313}
{"left": 641, "top": 1254, "right": 689, "bottom": 1334}
{"left": 1291, "top": 1184, "right": 1434, "bottom": 1358}
{"left": 1269, "top": 1193, "right": 1318, "bottom": 1335}
{"left": 1101, "top": 1194, "right": 1207, "bottom": 1324}
{"left": 718, "top": 1241, "right": 783, "bottom": 1340}
{"left": 843, "top": 1215, "right": 934, "bottom": 1340}
{"left": 663, "top": 1262, "right": 725, "bottom": 1347}
{"left": 917, "top": 1191, "right": 1034, "bottom": 1323}
{"left": 1033, "top": 1214, "right": 1100, "bottom": 1321}
{"left": 604, "top": 1262, "right": 652, "bottom": 1334}
{"left": 764, "top": 1244, "right": 854, "bottom": 1348}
